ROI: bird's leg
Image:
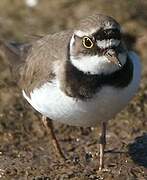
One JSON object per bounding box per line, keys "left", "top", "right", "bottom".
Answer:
{"left": 99, "top": 122, "right": 107, "bottom": 171}
{"left": 42, "top": 116, "right": 49, "bottom": 131}
{"left": 41, "top": 116, "right": 66, "bottom": 160}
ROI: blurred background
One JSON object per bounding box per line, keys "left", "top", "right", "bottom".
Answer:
{"left": 0, "top": 0, "right": 147, "bottom": 179}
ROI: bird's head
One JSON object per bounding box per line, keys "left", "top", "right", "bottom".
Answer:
{"left": 69, "top": 14, "right": 127, "bottom": 75}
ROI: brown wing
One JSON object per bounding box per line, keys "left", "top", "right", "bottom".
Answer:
{"left": 20, "top": 30, "right": 72, "bottom": 95}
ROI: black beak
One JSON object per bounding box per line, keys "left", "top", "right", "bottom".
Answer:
{"left": 104, "top": 49, "right": 122, "bottom": 68}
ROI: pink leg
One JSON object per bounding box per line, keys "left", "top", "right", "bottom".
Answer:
{"left": 42, "top": 116, "right": 66, "bottom": 160}
{"left": 99, "top": 122, "right": 107, "bottom": 170}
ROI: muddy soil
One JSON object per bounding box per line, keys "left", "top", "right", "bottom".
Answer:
{"left": 0, "top": 0, "right": 147, "bottom": 179}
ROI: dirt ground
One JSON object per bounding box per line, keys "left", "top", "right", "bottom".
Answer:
{"left": 0, "top": 0, "right": 147, "bottom": 179}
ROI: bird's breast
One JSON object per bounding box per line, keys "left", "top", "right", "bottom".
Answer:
{"left": 22, "top": 51, "right": 141, "bottom": 127}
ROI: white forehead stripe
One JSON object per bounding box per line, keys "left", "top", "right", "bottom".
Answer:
{"left": 75, "top": 26, "right": 120, "bottom": 38}
{"left": 96, "top": 39, "right": 120, "bottom": 49}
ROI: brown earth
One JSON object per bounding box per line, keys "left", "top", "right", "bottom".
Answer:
{"left": 0, "top": 0, "right": 147, "bottom": 179}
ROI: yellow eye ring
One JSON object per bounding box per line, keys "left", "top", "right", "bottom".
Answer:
{"left": 82, "top": 36, "right": 94, "bottom": 49}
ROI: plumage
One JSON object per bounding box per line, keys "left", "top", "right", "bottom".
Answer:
{"left": 20, "top": 30, "right": 73, "bottom": 95}
{"left": 22, "top": 51, "right": 140, "bottom": 127}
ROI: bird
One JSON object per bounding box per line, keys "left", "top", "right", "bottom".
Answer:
{"left": 0, "top": 13, "right": 141, "bottom": 170}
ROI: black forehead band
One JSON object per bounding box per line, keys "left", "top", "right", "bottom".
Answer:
{"left": 92, "top": 28, "right": 121, "bottom": 41}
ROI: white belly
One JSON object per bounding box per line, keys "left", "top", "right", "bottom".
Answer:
{"left": 23, "top": 52, "right": 141, "bottom": 127}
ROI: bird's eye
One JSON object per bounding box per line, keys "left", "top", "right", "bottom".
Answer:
{"left": 82, "top": 36, "right": 93, "bottom": 49}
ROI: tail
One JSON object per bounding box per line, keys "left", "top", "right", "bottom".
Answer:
{"left": 0, "top": 40, "right": 32, "bottom": 81}
{"left": 0, "top": 40, "right": 31, "bottom": 66}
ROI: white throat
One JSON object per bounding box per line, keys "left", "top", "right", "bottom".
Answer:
{"left": 70, "top": 53, "right": 127, "bottom": 75}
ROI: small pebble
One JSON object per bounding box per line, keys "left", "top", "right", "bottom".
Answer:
{"left": 72, "top": 154, "right": 80, "bottom": 164}
{"left": 85, "top": 152, "right": 93, "bottom": 162}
